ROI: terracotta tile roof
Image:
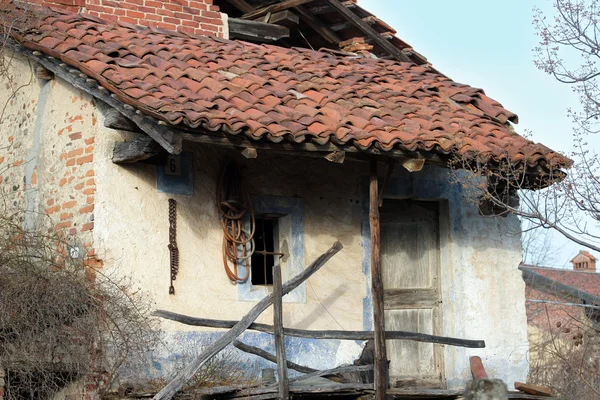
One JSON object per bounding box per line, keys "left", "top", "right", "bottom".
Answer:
{"left": 522, "top": 265, "right": 600, "bottom": 298}
{"left": 14, "top": 9, "right": 572, "bottom": 169}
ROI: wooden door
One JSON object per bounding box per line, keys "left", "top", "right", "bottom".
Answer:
{"left": 380, "top": 199, "right": 444, "bottom": 388}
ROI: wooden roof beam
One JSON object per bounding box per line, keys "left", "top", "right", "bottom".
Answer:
{"left": 228, "top": 17, "right": 290, "bottom": 42}
{"left": 242, "top": 0, "right": 314, "bottom": 20}
{"left": 325, "top": 0, "right": 412, "bottom": 63}
{"left": 293, "top": 4, "right": 341, "bottom": 44}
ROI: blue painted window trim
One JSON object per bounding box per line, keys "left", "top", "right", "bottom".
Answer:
{"left": 238, "top": 195, "right": 305, "bottom": 303}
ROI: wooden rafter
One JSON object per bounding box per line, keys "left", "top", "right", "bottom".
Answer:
{"left": 241, "top": 0, "right": 314, "bottom": 20}
{"left": 325, "top": 0, "right": 412, "bottom": 62}
{"left": 293, "top": 4, "right": 341, "bottom": 44}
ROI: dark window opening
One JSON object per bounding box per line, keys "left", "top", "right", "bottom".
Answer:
{"left": 251, "top": 216, "right": 280, "bottom": 286}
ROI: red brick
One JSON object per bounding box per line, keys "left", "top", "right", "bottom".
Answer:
{"left": 86, "top": 196, "right": 94, "bottom": 204}
{"left": 75, "top": 182, "right": 85, "bottom": 190}
{"left": 126, "top": 10, "right": 145, "bottom": 19}
{"left": 66, "top": 158, "right": 76, "bottom": 167}
{"left": 86, "top": 178, "right": 95, "bottom": 186}
{"left": 162, "top": 16, "right": 179, "bottom": 24}
{"left": 69, "top": 132, "right": 82, "bottom": 140}
{"left": 85, "top": 169, "right": 95, "bottom": 177}
{"left": 81, "top": 222, "right": 94, "bottom": 232}
{"left": 47, "top": 198, "right": 55, "bottom": 206}
{"left": 67, "top": 148, "right": 84, "bottom": 158}
{"left": 79, "top": 205, "right": 94, "bottom": 214}
{"left": 83, "top": 188, "right": 95, "bottom": 195}
{"left": 77, "top": 154, "right": 93, "bottom": 165}
{"left": 60, "top": 212, "right": 73, "bottom": 220}
{"left": 62, "top": 200, "right": 77, "bottom": 209}
{"left": 84, "top": 137, "right": 95, "bottom": 145}
{"left": 47, "top": 205, "right": 61, "bottom": 214}
{"left": 56, "top": 221, "right": 72, "bottom": 229}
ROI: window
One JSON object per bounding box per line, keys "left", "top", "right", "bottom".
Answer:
{"left": 251, "top": 216, "right": 283, "bottom": 286}
{"left": 238, "top": 196, "right": 305, "bottom": 302}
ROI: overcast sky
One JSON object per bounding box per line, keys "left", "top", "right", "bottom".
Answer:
{"left": 359, "top": 0, "right": 595, "bottom": 267}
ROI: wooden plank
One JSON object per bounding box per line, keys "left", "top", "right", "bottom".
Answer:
{"left": 325, "top": 0, "right": 412, "bottom": 62}
{"left": 228, "top": 18, "right": 290, "bottom": 42}
{"left": 288, "top": 365, "right": 373, "bottom": 384}
{"left": 182, "top": 133, "right": 447, "bottom": 167}
{"left": 383, "top": 289, "right": 439, "bottom": 309}
{"left": 514, "top": 382, "right": 552, "bottom": 397}
{"left": 242, "top": 0, "right": 314, "bottom": 20}
{"left": 268, "top": 10, "right": 300, "bottom": 27}
{"left": 102, "top": 106, "right": 140, "bottom": 132}
{"left": 233, "top": 340, "right": 316, "bottom": 374}
{"left": 293, "top": 4, "right": 341, "bottom": 44}
{"left": 273, "top": 264, "right": 289, "bottom": 400}
{"left": 112, "top": 135, "right": 163, "bottom": 163}
{"left": 153, "top": 310, "right": 486, "bottom": 348}
{"left": 151, "top": 241, "right": 343, "bottom": 400}
{"left": 369, "top": 158, "right": 387, "bottom": 400}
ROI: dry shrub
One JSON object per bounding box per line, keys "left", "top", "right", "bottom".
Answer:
{"left": 527, "top": 302, "right": 600, "bottom": 399}
{"left": 0, "top": 207, "right": 160, "bottom": 399}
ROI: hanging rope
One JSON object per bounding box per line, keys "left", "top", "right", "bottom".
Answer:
{"left": 217, "top": 162, "right": 255, "bottom": 283}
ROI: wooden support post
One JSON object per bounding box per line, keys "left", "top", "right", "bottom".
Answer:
{"left": 152, "top": 241, "right": 343, "bottom": 400}
{"left": 273, "top": 264, "right": 289, "bottom": 399}
{"left": 369, "top": 158, "right": 387, "bottom": 399}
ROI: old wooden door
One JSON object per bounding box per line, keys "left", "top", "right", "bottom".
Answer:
{"left": 380, "top": 199, "right": 444, "bottom": 388}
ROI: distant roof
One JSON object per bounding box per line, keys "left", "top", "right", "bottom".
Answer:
{"left": 521, "top": 264, "right": 600, "bottom": 298}
{"left": 11, "top": 8, "right": 572, "bottom": 171}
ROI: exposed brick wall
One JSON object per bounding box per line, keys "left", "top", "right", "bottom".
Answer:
{"left": 30, "top": 0, "right": 225, "bottom": 37}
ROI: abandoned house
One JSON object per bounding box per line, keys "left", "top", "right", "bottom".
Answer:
{"left": 0, "top": 0, "right": 573, "bottom": 398}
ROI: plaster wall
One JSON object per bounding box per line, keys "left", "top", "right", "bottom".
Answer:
{"left": 1, "top": 57, "right": 529, "bottom": 390}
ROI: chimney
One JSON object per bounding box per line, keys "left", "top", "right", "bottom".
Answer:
{"left": 29, "top": 0, "right": 225, "bottom": 37}
{"left": 571, "top": 250, "right": 597, "bottom": 272}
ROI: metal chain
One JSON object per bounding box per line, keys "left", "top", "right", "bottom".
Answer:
{"left": 168, "top": 198, "right": 179, "bottom": 295}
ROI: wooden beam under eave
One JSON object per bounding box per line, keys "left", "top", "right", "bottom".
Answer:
{"left": 112, "top": 135, "right": 164, "bottom": 163}
{"left": 228, "top": 18, "right": 290, "bottom": 42}
{"left": 325, "top": 0, "right": 412, "bottom": 63}
{"left": 369, "top": 158, "right": 388, "bottom": 400}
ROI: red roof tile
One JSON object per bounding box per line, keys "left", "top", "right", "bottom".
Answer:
{"left": 523, "top": 266, "right": 600, "bottom": 298}
{"left": 13, "top": 9, "right": 572, "bottom": 169}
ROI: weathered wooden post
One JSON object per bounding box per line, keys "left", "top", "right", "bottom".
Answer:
{"left": 273, "top": 264, "right": 289, "bottom": 399}
{"left": 369, "top": 158, "right": 388, "bottom": 399}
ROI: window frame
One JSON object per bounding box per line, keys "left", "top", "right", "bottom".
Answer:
{"left": 238, "top": 195, "right": 305, "bottom": 303}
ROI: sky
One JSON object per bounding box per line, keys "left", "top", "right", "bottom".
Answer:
{"left": 359, "top": 0, "right": 594, "bottom": 267}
